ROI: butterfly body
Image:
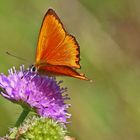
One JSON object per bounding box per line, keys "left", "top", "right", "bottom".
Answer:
{"left": 35, "top": 8, "right": 90, "bottom": 81}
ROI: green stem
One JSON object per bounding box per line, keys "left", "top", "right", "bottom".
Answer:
{"left": 15, "top": 108, "right": 30, "bottom": 127}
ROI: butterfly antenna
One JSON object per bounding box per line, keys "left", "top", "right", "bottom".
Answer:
{"left": 6, "top": 51, "right": 30, "bottom": 64}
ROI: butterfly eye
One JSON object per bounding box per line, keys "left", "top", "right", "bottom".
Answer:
{"left": 30, "top": 65, "right": 37, "bottom": 73}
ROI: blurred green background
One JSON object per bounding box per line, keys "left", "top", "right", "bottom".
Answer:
{"left": 0, "top": 0, "right": 140, "bottom": 139}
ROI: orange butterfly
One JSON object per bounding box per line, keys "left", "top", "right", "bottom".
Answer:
{"left": 33, "top": 8, "right": 90, "bottom": 81}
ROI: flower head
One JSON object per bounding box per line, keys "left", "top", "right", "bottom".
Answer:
{"left": 0, "top": 66, "right": 70, "bottom": 123}
{"left": 0, "top": 116, "right": 67, "bottom": 140}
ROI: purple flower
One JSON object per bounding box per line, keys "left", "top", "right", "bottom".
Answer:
{"left": 0, "top": 66, "right": 70, "bottom": 123}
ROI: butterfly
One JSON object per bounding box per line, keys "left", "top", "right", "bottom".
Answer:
{"left": 32, "top": 8, "right": 90, "bottom": 81}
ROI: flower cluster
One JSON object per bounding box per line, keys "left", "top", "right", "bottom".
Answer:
{"left": 0, "top": 66, "right": 70, "bottom": 123}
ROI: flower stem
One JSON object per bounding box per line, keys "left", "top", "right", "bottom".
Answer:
{"left": 15, "top": 108, "right": 30, "bottom": 127}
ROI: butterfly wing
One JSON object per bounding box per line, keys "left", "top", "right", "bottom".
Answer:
{"left": 36, "top": 9, "right": 80, "bottom": 69}
{"left": 35, "top": 9, "right": 89, "bottom": 80}
{"left": 38, "top": 65, "right": 89, "bottom": 80}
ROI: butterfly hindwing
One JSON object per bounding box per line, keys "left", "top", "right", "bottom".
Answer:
{"left": 38, "top": 65, "right": 88, "bottom": 80}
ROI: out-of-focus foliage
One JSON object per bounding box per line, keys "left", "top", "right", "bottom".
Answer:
{"left": 0, "top": 0, "right": 140, "bottom": 140}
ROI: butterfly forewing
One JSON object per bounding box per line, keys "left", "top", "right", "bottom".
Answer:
{"left": 36, "top": 9, "right": 80, "bottom": 69}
